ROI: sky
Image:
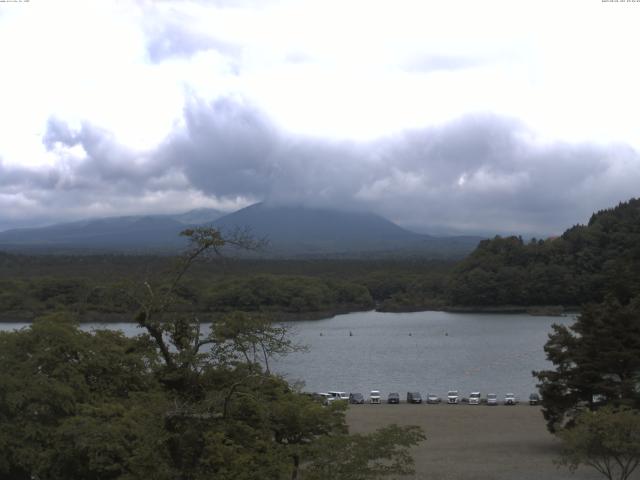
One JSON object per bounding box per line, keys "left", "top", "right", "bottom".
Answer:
{"left": 0, "top": 0, "right": 639, "bottom": 236}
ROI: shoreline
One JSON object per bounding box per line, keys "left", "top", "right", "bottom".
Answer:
{"left": 0, "top": 304, "right": 578, "bottom": 323}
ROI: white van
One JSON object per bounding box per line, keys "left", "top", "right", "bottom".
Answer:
{"left": 328, "top": 391, "right": 349, "bottom": 401}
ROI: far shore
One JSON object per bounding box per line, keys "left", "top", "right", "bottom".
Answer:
{"left": 0, "top": 304, "right": 578, "bottom": 323}
{"left": 346, "top": 404, "right": 605, "bottom": 480}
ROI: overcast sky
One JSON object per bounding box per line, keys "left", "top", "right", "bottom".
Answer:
{"left": 0, "top": 0, "right": 639, "bottom": 236}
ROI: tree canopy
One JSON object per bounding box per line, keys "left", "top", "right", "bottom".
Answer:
{"left": 534, "top": 295, "right": 640, "bottom": 432}
{"left": 449, "top": 198, "right": 640, "bottom": 307}
{"left": 0, "top": 228, "right": 425, "bottom": 479}
{"left": 557, "top": 407, "right": 640, "bottom": 480}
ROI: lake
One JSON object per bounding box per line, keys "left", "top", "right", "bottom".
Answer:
{"left": 0, "top": 310, "right": 573, "bottom": 401}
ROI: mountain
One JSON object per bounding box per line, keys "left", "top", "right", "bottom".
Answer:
{"left": 0, "top": 208, "right": 223, "bottom": 253}
{"left": 170, "top": 208, "right": 224, "bottom": 225}
{"left": 0, "top": 203, "right": 482, "bottom": 257}
{"left": 212, "top": 203, "right": 482, "bottom": 257}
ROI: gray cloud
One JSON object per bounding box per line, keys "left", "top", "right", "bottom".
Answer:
{"left": 2, "top": 99, "right": 639, "bottom": 236}
{"left": 142, "top": 8, "right": 241, "bottom": 64}
{"left": 160, "top": 100, "right": 640, "bottom": 236}
{"left": 404, "top": 54, "right": 483, "bottom": 73}
{"left": 369, "top": 117, "right": 628, "bottom": 235}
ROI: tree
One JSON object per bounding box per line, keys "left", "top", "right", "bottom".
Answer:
{"left": 0, "top": 313, "right": 167, "bottom": 480}
{"left": 534, "top": 295, "right": 640, "bottom": 432}
{"left": 0, "top": 228, "right": 426, "bottom": 479}
{"left": 302, "top": 424, "right": 426, "bottom": 479}
{"left": 557, "top": 407, "right": 640, "bottom": 480}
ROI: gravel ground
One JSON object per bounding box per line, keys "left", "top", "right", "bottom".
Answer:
{"left": 346, "top": 403, "right": 633, "bottom": 480}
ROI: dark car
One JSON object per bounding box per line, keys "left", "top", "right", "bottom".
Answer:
{"left": 387, "top": 392, "right": 400, "bottom": 404}
{"left": 349, "top": 393, "right": 365, "bottom": 404}
{"left": 407, "top": 392, "right": 422, "bottom": 404}
{"left": 529, "top": 393, "right": 540, "bottom": 405}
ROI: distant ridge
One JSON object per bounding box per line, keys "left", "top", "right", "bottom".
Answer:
{"left": 0, "top": 203, "right": 482, "bottom": 257}
{"left": 0, "top": 208, "right": 224, "bottom": 253}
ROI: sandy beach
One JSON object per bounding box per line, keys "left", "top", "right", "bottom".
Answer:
{"left": 346, "top": 403, "right": 625, "bottom": 480}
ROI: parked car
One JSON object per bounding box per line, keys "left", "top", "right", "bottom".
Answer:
{"left": 447, "top": 390, "right": 459, "bottom": 404}
{"left": 426, "top": 393, "right": 442, "bottom": 404}
{"left": 349, "top": 393, "right": 364, "bottom": 404}
{"left": 504, "top": 393, "right": 517, "bottom": 405}
{"left": 528, "top": 393, "right": 540, "bottom": 405}
{"left": 328, "top": 391, "right": 349, "bottom": 402}
{"left": 468, "top": 392, "right": 481, "bottom": 405}
{"left": 370, "top": 390, "right": 381, "bottom": 404}
{"left": 407, "top": 391, "right": 422, "bottom": 404}
{"left": 486, "top": 393, "right": 498, "bottom": 406}
{"left": 388, "top": 392, "right": 400, "bottom": 404}
{"left": 317, "top": 393, "right": 334, "bottom": 405}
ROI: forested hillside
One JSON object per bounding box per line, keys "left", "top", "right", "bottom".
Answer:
{"left": 448, "top": 198, "right": 640, "bottom": 307}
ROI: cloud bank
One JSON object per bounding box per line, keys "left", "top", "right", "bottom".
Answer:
{"left": 1, "top": 97, "right": 637, "bottom": 236}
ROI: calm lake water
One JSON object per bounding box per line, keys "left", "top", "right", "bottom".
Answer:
{"left": 0, "top": 310, "right": 574, "bottom": 400}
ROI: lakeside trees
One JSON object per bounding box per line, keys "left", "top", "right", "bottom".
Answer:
{"left": 0, "top": 228, "right": 425, "bottom": 479}
{"left": 535, "top": 295, "right": 640, "bottom": 479}
{"left": 449, "top": 198, "right": 640, "bottom": 307}
{"left": 534, "top": 295, "right": 640, "bottom": 432}
{"left": 0, "top": 256, "right": 453, "bottom": 321}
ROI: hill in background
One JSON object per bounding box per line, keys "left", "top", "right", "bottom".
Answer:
{"left": 0, "top": 203, "right": 483, "bottom": 258}
{"left": 0, "top": 209, "right": 224, "bottom": 253}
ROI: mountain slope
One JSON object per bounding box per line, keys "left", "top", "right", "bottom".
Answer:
{"left": 213, "top": 203, "right": 482, "bottom": 257}
{"left": 0, "top": 208, "right": 224, "bottom": 252}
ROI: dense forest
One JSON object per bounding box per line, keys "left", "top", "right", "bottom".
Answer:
{"left": 0, "top": 253, "right": 453, "bottom": 321}
{"left": 448, "top": 198, "right": 640, "bottom": 307}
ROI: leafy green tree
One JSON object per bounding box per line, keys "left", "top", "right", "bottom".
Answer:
{"left": 557, "top": 407, "right": 640, "bottom": 480}
{"left": 535, "top": 295, "right": 640, "bottom": 432}
{"left": 211, "top": 311, "right": 305, "bottom": 374}
{"left": 0, "top": 313, "right": 166, "bottom": 480}
{"left": 302, "top": 424, "right": 426, "bottom": 479}
{"left": 127, "top": 227, "right": 425, "bottom": 479}
{"left": 0, "top": 228, "right": 426, "bottom": 479}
